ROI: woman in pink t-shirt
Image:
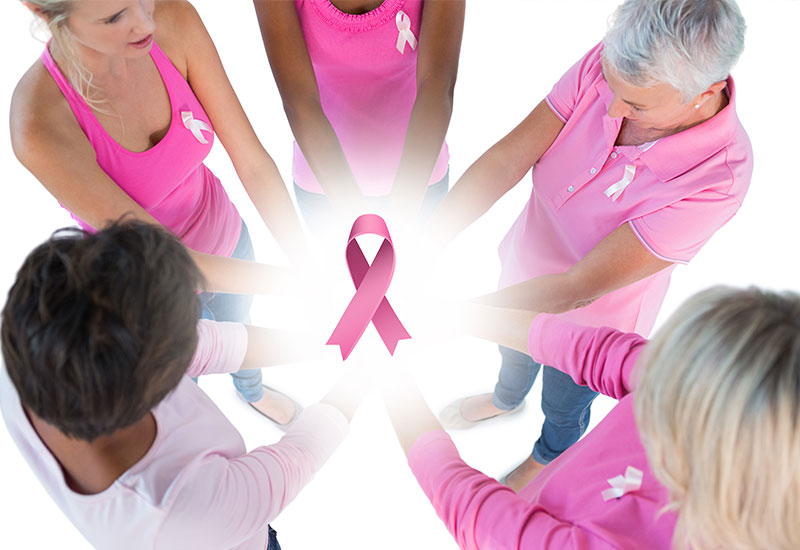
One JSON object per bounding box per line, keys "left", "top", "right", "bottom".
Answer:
{"left": 254, "top": 0, "right": 464, "bottom": 234}
{"left": 385, "top": 286, "right": 800, "bottom": 549}
{"left": 430, "top": 0, "right": 752, "bottom": 491}
{"left": 11, "top": 0, "right": 308, "bottom": 425}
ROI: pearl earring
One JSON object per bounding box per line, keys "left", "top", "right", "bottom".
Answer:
{"left": 694, "top": 104, "right": 701, "bottom": 109}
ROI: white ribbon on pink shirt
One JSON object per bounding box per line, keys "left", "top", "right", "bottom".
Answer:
{"left": 604, "top": 164, "right": 637, "bottom": 202}
{"left": 181, "top": 111, "right": 212, "bottom": 145}
{"left": 395, "top": 10, "right": 418, "bottom": 54}
{"left": 601, "top": 465, "right": 643, "bottom": 501}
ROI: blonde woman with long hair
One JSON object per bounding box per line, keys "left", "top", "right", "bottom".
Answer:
{"left": 11, "top": 0, "right": 308, "bottom": 426}
{"left": 385, "top": 286, "right": 800, "bottom": 549}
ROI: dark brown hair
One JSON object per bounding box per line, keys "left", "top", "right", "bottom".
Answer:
{"left": 1, "top": 220, "right": 203, "bottom": 441}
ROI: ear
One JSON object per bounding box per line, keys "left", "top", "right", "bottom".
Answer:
{"left": 693, "top": 80, "right": 728, "bottom": 107}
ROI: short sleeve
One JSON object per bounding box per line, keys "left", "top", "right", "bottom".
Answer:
{"left": 546, "top": 42, "right": 605, "bottom": 123}
{"left": 629, "top": 190, "right": 741, "bottom": 264}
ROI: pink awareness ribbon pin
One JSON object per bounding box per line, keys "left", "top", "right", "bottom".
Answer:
{"left": 327, "top": 214, "right": 411, "bottom": 360}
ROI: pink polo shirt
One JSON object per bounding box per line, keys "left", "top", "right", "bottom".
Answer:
{"left": 0, "top": 320, "right": 349, "bottom": 550}
{"left": 408, "top": 315, "right": 676, "bottom": 549}
{"left": 499, "top": 42, "right": 753, "bottom": 335}
{"left": 292, "top": 0, "right": 449, "bottom": 196}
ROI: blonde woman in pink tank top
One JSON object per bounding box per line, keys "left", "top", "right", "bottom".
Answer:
{"left": 254, "top": 0, "right": 464, "bottom": 233}
{"left": 10, "top": 0, "right": 308, "bottom": 426}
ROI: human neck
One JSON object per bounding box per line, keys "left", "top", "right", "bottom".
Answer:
{"left": 619, "top": 90, "right": 728, "bottom": 146}
{"left": 50, "top": 38, "right": 133, "bottom": 87}
{"left": 26, "top": 408, "right": 157, "bottom": 495}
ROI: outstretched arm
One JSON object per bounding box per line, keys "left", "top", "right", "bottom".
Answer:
{"left": 428, "top": 100, "right": 565, "bottom": 248}
{"left": 171, "top": 2, "right": 310, "bottom": 266}
{"left": 474, "top": 223, "right": 672, "bottom": 313}
{"left": 382, "top": 367, "right": 613, "bottom": 550}
{"left": 389, "top": 0, "right": 465, "bottom": 218}
{"left": 253, "top": 0, "right": 366, "bottom": 218}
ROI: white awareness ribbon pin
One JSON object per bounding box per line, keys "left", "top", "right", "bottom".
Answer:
{"left": 604, "top": 164, "right": 637, "bottom": 202}
{"left": 601, "top": 466, "right": 644, "bottom": 501}
{"left": 181, "top": 111, "right": 212, "bottom": 145}
{"left": 395, "top": 10, "right": 418, "bottom": 54}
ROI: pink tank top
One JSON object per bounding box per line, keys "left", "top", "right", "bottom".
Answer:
{"left": 293, "top": 0, "right": 450, "bottom": 196}
{"left": 40, "top": 42, "right": 241, "bottom": 257}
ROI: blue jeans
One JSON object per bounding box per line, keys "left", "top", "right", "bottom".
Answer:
{"left": 199, "top": 221, "right": 264, "bottom": 402}
{"left": 493, "top": 345, "right": 598, "bottom": 464}
{"left": 294, "top": 171, "right": 450, "bottom": 239}
{"left": 267, "top": 525, "right": 281, "bottom": 550}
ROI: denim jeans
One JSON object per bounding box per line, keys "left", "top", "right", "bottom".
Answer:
{"left": 199, "top": 221, "right": 264, "bottom": 402}
{"left": 493, "top": 345, "right": 598, "bottom": 464}
{"left": 267, "top": 525, "right": 281, "bottom": 550}
{"left": 293, "top": 171, "right": 450, "bottom": 239}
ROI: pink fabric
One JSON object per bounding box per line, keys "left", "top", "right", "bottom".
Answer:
{"left": 292, "top": 0, "right": 449, "bottom": 196}
{"left": 40, "top": 43, "right": 241, "bottom": 256}
{"left": 499, "top": 42, "right": 753, "bottom": 336}
{"left": 0, "top": 320, "right": 349, "bottom": 550}
{"left": 407, "top": 314, "right": 676, "bottom": 549}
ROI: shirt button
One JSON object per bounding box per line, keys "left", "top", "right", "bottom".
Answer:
{"left": 611, "top": 152, "right": 618, "bottom": 159}
{"left": 590, "top": 167, "right": 597, "bottom": 175}
{"left": 567, "top": 185, "right": 574, "bottom": 192}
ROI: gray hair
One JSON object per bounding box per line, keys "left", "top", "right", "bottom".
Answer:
{"left": 635, "top": 286, "right": 800, "bottom": 549}
{"left": 603, "top": 0, "right": 746, "bottom": 101}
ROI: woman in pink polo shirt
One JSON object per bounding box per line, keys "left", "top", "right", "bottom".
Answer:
{"left": 254, "top": 0, "right": 465, "bottom": 234}
{"left": 385, "top": 287, "right": 800, "bottom": 549}
{"left": 432, "top": 0, "right": 752, "bottom": 491}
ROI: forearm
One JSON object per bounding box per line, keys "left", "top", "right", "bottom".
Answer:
{"left": 382, "top": 368, "right": 444, "bottom": 455}
{"left": 390, "top": 80, "right": 454, "bottom": 215}
{"left": 429, "top": 100, "right": 565, "bottom": 248}
{"left": 189, "top": 249, "right": 297, "bottom": 295}
{"left": 239, "top": 155, "right": 310, "bottom": 266}
{"left": 285, "top": 99, "right": 366, "bottom": 214}
{"left": 447, "top": 302, "right": 538, "bottom": 355}
{"left": 429, "top": 143, "right": 527, "bottom": 248}
{"left": 241, "top": 325, "right": 330, "bottom": 369}
{"left": 474, "top": 272, "right": 589, "bottom": 314}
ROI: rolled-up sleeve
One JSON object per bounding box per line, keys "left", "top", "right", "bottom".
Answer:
{"left": 528, "top": 314, "right": 646, "bottom": 398}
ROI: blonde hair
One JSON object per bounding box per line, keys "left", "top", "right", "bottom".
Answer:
{"left": 635, "top": 286, "right": 800, "bottom": 549}
{"left": 25, "top": 0, "right": 106, "bottom": 110}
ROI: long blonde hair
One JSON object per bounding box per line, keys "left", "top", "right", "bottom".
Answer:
{"left": 635, "top": 286, "right": 800, "bottom": 549}
{"left": 25, "top": 0, "right": 105, "bottom": 110}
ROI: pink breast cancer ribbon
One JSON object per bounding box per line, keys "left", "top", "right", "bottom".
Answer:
{"left": 327, "top": 214, "right": 411, "bottom": 360}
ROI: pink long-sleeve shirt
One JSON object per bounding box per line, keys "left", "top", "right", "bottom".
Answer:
{"left": 408, "top": 315, "right": 676, "bottom": 549}
{"left": 0, "top": 320, "right": 349, "bottom": 550}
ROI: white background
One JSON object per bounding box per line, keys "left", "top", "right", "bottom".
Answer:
{"left": 1, "top": 1, "right": 799, "bottom": 549}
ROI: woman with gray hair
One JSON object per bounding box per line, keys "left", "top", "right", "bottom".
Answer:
{"left": 432, "top": 0, "right": 752, "bottom": 492}
{"left": 386, "top": 287, "right": 800, "bottom": 549}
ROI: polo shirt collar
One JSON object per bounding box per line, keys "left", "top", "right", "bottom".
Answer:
{"left": 597, "top": 76, "right": 740, "bottom": 182}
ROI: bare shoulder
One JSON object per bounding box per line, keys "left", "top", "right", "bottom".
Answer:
{"left": 10, "top": 59, "right": 81, "bottom": 166}
{"left": 153, "top": 0, "right": 209, "bottom": 77}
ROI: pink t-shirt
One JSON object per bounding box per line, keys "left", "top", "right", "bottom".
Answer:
{"left": 0, "top": 320, "right": 349, "bottom": 550}
{"left": 408, "top": 315, "right": 676, "bottom": 549}
{"left": 499, "top": 43, "right": 753, "bottom": 336}
{"left": 293, "top": 0, "right": 449, "bottom": 196}
{"left": 40, "top": 43, "right": 241, "bottom": 257}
